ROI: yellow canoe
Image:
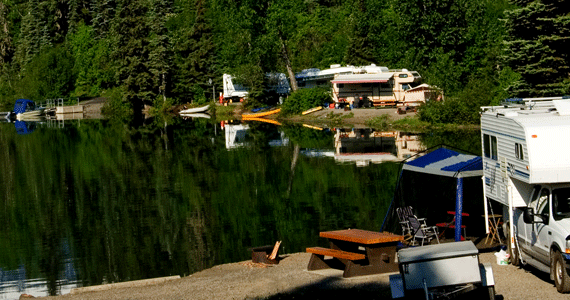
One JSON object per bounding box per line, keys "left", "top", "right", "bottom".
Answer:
{"left": 301, "top": 106, "right": 323, "bottom": 115}
{"left": 242, "top": 108, "right": 281, "bottom": 118}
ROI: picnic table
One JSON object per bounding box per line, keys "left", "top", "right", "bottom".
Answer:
{"left": 306, "top": 229, "right": 404, "bottom": 278}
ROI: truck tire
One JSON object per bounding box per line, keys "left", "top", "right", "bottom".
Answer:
{"left": 553, "top": 251, "right": 570, "bottom": 293}
{"left": 507, "top": 226, "right": 520, "bottom": 266}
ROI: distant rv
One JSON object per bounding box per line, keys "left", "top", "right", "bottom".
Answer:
{"left": 331, "top": 68, "right": 441, "bottom": 108}
{"left": 222, "top": 73, "right": 290, "bottom": 103}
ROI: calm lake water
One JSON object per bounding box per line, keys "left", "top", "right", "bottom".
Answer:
{"left": 0, "top": 116, "right": 480, "bottom": 298}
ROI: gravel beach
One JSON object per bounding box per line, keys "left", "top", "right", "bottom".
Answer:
{"left": 36, "top": 246, "right": 568, "bottom": 300}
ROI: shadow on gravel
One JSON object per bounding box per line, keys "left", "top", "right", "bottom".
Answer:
{"left": 256, "top": 276, "right": 504, "bottom": 300}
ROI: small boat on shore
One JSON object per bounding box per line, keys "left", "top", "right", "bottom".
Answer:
{"left": 242, "top": 108, "right": 281, "bottom": 118}
{"left": 179, "top": 104, "right": 210, "bottom": 115}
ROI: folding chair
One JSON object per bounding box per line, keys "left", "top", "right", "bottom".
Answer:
{"left": 408, "top": 215, "right": 440, "bottom": 246}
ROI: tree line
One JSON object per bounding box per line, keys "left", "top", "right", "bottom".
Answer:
{"left": 0, "top": 0, "right": 568, "bottom": 124}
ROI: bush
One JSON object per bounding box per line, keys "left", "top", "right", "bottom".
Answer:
{"left": 281, "top": 88, "right": 331, "bottom": 115}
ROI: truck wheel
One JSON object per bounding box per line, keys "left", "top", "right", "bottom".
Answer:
{"left": 553, "top": 251, "right": 570, "bottom": 293}
{"left": 507, "top": 227, "right": 520, "bottom": 266}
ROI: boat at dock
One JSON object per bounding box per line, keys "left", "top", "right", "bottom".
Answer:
{"left": 179, "top": 104, "right": 210, "bottom": 115}
{"left": 9, "top": 99, "right": 46, "bottom": 121}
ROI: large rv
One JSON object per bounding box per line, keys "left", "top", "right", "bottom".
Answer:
{"left": 331, "top": 69, "right": 439, "bottom": 107}
{"left": 295, "top": 64, "right": 388, "bottom": 89}
{"left": 481, "top": 97, "right": 570, "bottom": 293}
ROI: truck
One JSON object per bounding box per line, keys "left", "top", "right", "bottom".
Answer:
{"left": 481, "top": 96, "right": 570, "bottom": 293}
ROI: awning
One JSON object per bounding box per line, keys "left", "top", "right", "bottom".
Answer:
{"left": 331, "top": 73, "right": 393, "bottom": 84}
{"left": 402, "top": 147, "right": 482, "bottom": 178}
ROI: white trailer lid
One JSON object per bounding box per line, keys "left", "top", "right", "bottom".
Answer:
{"left": 398, "top": 241, "right": 478, "bottom": 263}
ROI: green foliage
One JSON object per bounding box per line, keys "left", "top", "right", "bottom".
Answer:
{"left": 16, "top": 44, "right": 75, "bottom": 100}
{"left": 68, "top": 23, "right": 114, "bottom": 98}
{"left": 101, "top": 86, "right": 133, "bottom": 122}
{"left": 501, "top": 0, "right": 570, "bottom": 97}
{"left": 281, "top": 88, "right": 330, "bottom": 115}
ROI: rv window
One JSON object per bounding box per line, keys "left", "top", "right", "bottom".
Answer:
{"left": 399, "top": 74, "right": 408, "bottom": 78}
{"left": 491, "top": 136, "right": 497, "bottom": 160}
{"left": 536, "top": 189, "right": 550, "bottom": 216}
{"left": 483, "top": 134, "right": 490, "bottom": 158}
{"left": 553, "top": 188, "right": 570, "bottom": 220}
{"left": 402, "top": 84, "right": 411, "bottom": 91}
{"left": 515, "top": 143, "right": 524, "bottom": 160}
{"left": 338, "top": 84, "right": 344, "bottom": 88}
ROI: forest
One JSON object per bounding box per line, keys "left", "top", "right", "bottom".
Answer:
{"left": 0, "top": 0, "right": 568, "bottom": 124}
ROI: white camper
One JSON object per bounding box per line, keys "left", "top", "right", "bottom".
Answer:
{"left": 222, "top": 73, "right": 290, "bottom": 103}
{"left": 481, "top": 96, "right": 570, "bottom": 293}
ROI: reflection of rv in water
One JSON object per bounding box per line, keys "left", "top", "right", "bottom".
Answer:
{"left": 333, "top": 129, "right": 425, "bottom": 166}
{"left": 222, "top": 122, "right": 289, "bottom": 149}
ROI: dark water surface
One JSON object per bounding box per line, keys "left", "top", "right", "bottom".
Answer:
{"left": 0, "top": 117, "right": 480, "bottom": 298}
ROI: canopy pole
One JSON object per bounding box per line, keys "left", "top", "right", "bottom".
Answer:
{"left": 482, "top": 176, "right": 489, "bottom": 234}
{"left": 455, "top": 177, "right": 463, "bottom": 242}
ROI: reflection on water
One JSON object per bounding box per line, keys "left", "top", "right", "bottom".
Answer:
{"left": 0, "top": 117, "right": 479, "bottom": 298}
{"left": 333, "top": 128, "right": 425, "bottom": 166}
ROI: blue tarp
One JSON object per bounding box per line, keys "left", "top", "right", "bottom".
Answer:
{"left": 402, "top": 147, "right": 482, "bottom": 178}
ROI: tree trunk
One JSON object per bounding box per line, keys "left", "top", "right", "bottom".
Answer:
{"left": 280, "top": 36, "right": 298, "bottom": 92}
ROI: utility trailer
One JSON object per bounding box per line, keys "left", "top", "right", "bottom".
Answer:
{"left": 481, "top": 96, "right": 570, "bottom": 293}
{"left": 389, "top": 241, "right": 495, "bottom": 299}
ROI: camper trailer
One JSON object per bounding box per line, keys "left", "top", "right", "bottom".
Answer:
{"left": 481, "top": 96, "right": 570, "bottom": 293}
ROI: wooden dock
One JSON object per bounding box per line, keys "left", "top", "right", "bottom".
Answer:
{"left": 56, "top": 105, "right": 84, "bottom": 114}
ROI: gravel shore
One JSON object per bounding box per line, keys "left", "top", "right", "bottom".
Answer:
{"left": 36, "top": 247, "right": 568, "bottom": 300}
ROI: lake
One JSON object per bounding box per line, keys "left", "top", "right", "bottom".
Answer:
{"left": 0, "top": 116, "right": 480, "bottom": 298}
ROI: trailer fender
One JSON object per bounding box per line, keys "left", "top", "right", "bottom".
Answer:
{"left": 479, "top": 263, "right": 495, "bottom": 287}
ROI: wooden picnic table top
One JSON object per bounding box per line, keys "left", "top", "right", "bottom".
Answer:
{"left": 320, "top": 229, "right": 403, "bottom": 245}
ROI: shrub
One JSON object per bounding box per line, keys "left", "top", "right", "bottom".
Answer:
{"left": 281, "top": 87, "right": 331, "bottom": 115}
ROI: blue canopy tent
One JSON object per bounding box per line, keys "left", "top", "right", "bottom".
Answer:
{"left": 381, "top": 146, "right": 483, "bottom": 242}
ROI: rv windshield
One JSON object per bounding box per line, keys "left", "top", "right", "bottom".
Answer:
{"left": 553, "top": 188, "right": 570, "bottom": 220}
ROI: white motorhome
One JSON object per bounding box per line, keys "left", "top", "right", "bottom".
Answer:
{"left": 481, "top": 96, "right": 570, "bottom": 293}
{"left": 222, "top": 73, "right": 290, "bottom": 103}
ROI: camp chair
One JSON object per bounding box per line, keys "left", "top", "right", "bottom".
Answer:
{"left": 396, "top": 206, "right": 427, "bottom": 238}
{"left": 408, "top": 215, "right": 439, "bottom": 246}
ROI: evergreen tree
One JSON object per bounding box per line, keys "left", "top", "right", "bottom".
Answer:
{"left": 91, "top": 0, "right": 116, "bottom": 38}
{"left": 147, "top": 0, "right": 173, "bottom": 104}
{"left": 172, "top": 0, "right": 217, "bottom": 103}
{"left": 502, "top": 0, "right": 570, "bottom": 97}
{"left": 109, "top": 0, "right": 152, "bottom": 111}
{"left": 343, "top": 0, "right": 374, "bottom": 66}
{"left": 13, "top": 0, "right": 53, "bottom": 68}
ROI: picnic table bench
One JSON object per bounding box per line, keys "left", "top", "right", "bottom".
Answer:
{"left": 306, "top": 229, "right": 404, "bottom": 278}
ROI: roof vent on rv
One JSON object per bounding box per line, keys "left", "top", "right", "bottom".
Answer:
{"left": 553, "top": 100, "right": 570, "bottom": 116}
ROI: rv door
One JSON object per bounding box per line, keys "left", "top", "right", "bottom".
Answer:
{"left": 519, "top": 186, "right": 541, "bottom": 254}
{"left": 530, "top": 187, "right": 551, "bottom": 265}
